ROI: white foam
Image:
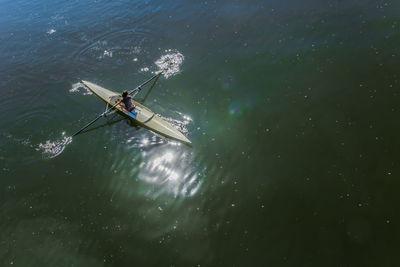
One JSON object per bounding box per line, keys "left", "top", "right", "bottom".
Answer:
{"left": 69, "top": 82, "right": 92, "bottom": 95}
{"left": 36, "top": 133, "right": 72, "bottom": 158}
{"left": 154, "top": 50, "right": 184, "bottom": 78}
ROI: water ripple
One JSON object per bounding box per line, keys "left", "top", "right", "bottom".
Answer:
{"left": 72, "top": 28, "right": 150, "bottom": 68}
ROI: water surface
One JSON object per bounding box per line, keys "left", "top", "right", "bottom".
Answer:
{"left": 1, "top": 0, "right": 400, "bottom": 266}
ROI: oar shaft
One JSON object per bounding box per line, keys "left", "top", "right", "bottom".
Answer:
{"left": 72, "top": 113, "right": 104, "bottom": 137}
{"left": 128, "top": 71, "right": 163, "bottom": 94}
{"left": 142, "top": 73, "right": 161, "bottom": 103}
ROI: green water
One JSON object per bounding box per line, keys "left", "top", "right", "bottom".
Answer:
{"left": 1, "top": 0, "right": 400, "bottom": 266}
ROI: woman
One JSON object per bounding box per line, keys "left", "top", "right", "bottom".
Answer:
{"left": 120, "top": 91, "right": 136, "bottom": 112}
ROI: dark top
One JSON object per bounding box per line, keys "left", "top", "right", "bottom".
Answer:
{"left": 122, "top": 96, "right": 134, "bottom": 111}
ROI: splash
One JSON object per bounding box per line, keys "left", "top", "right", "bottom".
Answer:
{"left": 69, "top": 82, "right": 92, "bottom": 95}
{"left": 36, "top": 132, "right": 72, "bottom": 158}
{"left": 154, "top": 50, "right": 184, "bottom": 78}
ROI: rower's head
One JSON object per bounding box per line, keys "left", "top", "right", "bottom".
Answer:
{"left": 122, "top": 91, "right": 128, "bottom": 98}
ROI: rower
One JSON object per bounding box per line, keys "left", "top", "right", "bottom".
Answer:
{"left": 120, "top": 90, "right": 137, "bottom": 112}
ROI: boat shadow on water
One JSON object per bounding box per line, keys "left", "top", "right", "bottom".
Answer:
{"left": 77, "top": 114, "right": 138, "bottom": 136}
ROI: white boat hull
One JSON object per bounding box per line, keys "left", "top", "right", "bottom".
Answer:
{"left": 81, "top": 80, "right": 191, "bottom": 144}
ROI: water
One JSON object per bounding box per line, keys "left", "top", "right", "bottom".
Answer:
{"left": 1, "top": 0, "right": 400, "bottom": 266}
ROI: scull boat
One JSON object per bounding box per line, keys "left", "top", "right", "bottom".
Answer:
{"left": 80, "top": 80, "right": 191, "bottom": 144}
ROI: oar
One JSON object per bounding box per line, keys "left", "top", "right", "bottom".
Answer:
{"left": 71, "top": 111, "right": 107, "bottom": 137}
{"left": 71, "top": 72, "right": 162, "bottom": 137}
{"left": 141, "top": 73, "right": 161, "bottom": 104}
{"left": 140, "top": 63, "right": 173, "bottom": 103}
{"left": 128, "top": 70, "right": 164, "bottom": 95}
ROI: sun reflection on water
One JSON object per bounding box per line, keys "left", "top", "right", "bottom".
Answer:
{"left": 139, "top": 147, "right": 202, "bottom": 198}
{"left": 107, "top": 112, "right": 199, "bottom": 201}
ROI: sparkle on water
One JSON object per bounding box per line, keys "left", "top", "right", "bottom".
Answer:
{"left": 159, "top": 113, "right": 192, "bottom": 135}
{"left": 116, "top": 112, "right": 196, "bottom": 198}
{"left": 102, "top": 50, "right": 113, "bottom": 58}
{"left": 138, "top": 147, "right": 202, "bottom": 198}
{"left": 46, "top": 29, "right": 56, "bottom": 35}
